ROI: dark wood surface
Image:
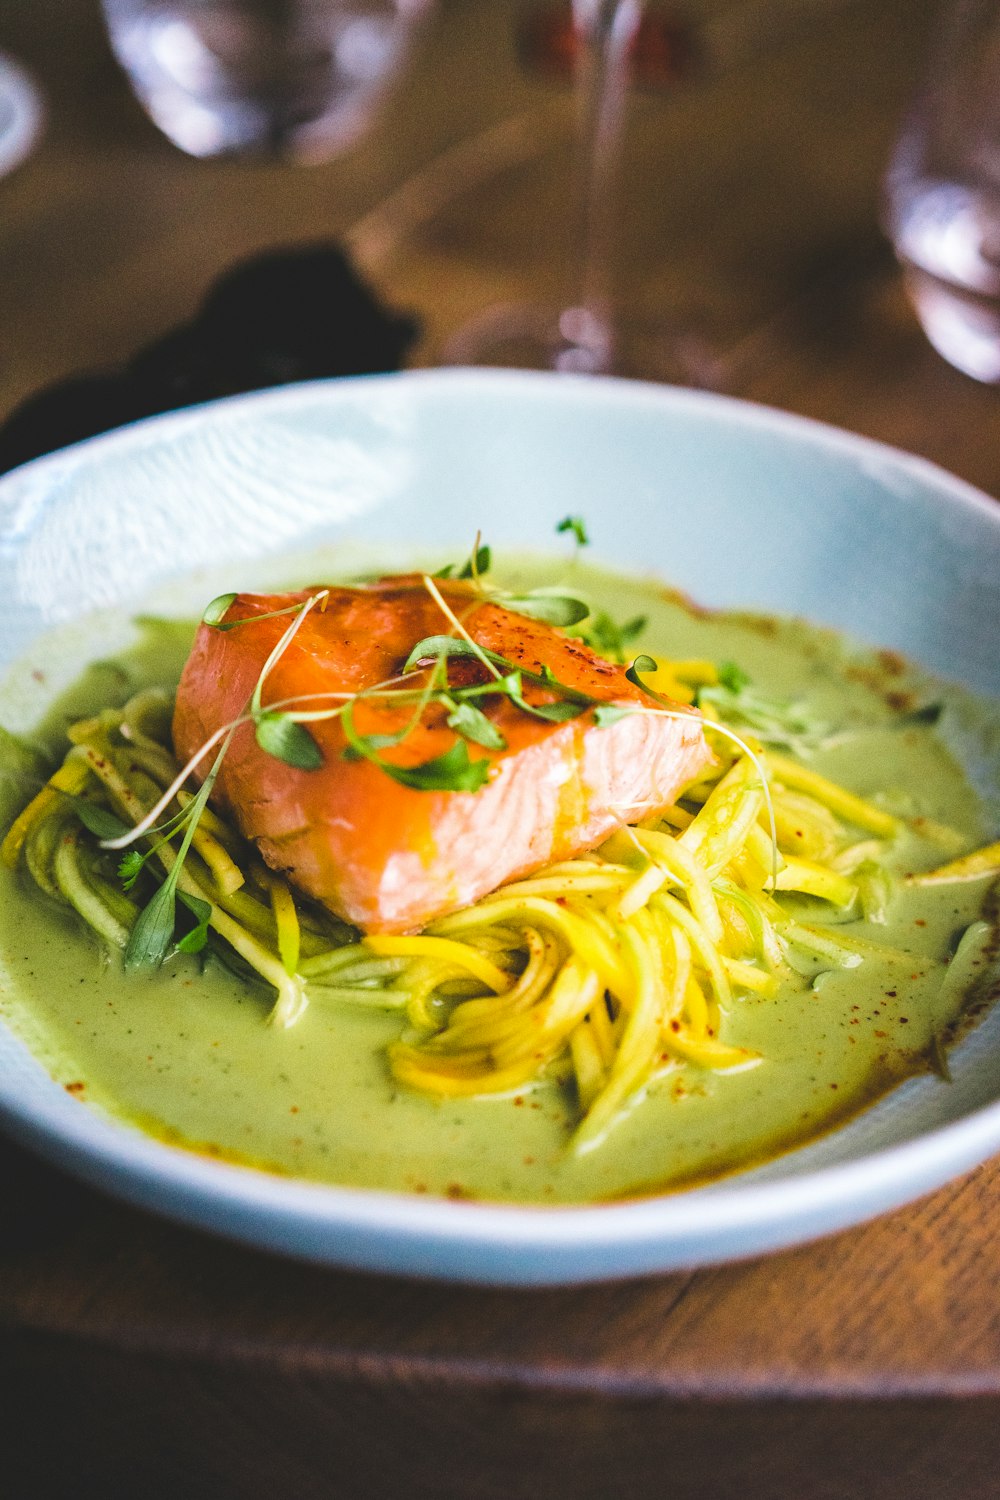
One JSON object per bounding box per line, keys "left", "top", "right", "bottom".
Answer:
{"left": 3, "top": 3, "right": 1000, "bottom": 1497}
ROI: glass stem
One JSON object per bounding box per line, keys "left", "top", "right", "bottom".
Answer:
{"left": 561, "top": 0, "right": 643, "bottom": 370}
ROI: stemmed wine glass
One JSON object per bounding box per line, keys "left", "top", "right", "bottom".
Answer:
{"left": 444, "top": 0, "right": 708, "bottom": 381}
{"left": 883, "top": 0, "right": 1000, "bottom": 383}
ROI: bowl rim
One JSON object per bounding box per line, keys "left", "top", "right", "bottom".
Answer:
{"left": 2, "top": 366, "right": 999, "bottom": 1281}
{"left": 4, "top": 365, "right": 998, "bottom": 523}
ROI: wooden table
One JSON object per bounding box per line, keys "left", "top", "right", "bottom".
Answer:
{"left": 2, "top": 3, "right": 1000, "bottom": 1496}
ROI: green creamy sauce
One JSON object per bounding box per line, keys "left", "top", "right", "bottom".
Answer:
{"left": 1, "top": 559, "right": 998, "bottom": 1203}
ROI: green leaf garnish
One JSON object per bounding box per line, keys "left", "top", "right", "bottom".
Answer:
{"left": 717, "top": 661, "right": 750, "bottom": 694}
{"left": 456, "top": 669, "right": 524, "bottom": 703}
{"left": 118, "top": 849, "right": 146, "bottom": 891}
{"left": 578, "top": 610, "right": 647, "bottom": 663}
{"left": 123, "top": 723, "right": 235, "bottom": 973}
{"left": 594, "top": 704, "right": 636, "bottom": 728}
{"left": 403, "top": 636, "right": 509, "bottom": 675}
{"left": 556, "top": 516, "right": 589, "bottom": 547}
{"left": 255, "top": 713, "right": 324, "bottom": 770}
{"left": 625, "top": 655, "right": 657, "bottom": 690}
{"left": 124, "top": 881, "right": 177, "bottom": 973}
{"left": 176, "top": 891, "right": 212, "bottom": 954}
{"left": 202, "top": 593, "right": 238, "bottom": 627}
{"left": 522, "top": 699, "right": 589, "bottom": 723}
{"left": 458, "top": 545, "right": 491, "bottom": 581}
{"left": 437, "top": 542, "right": 493, "bottom": 581}
{"left": 625, "top": 654, "right": 677, "bottom": 709}
{"left": 501, "top": 594, "right": 590, "bottom": 627}
{"left": 697, "top": 671, "right": 830, "bottom": 754}
{"left": 204, "top": 595, "right": 322, "bottom": 633}
{"left": 388, "top": 740, "right": 492, "bottom": 792}
{"left": 341, "top": 701, "right": 490, "bottom": 792}
{"left": 446, "top": 702, "right": 507, "bottom": 750}
{"left": 70, "top": 797, "right": 133, "bottom": 840}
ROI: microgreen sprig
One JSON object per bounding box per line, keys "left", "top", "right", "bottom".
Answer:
{"left": 557, "top": 515, "right": 590, "bottom": 548}
{"left": 111, "top": 591, "right": 333, "bottom": 973}
{"left": 341, "top": 698, "right": 491, "bottom": 793}
{"left": 202, "top": 593, "right": 324, "bottom": 633}
{"left": 434, "top": 525, "right": 592, "bottom": 630}
{"left": 123, "top": 723, "right": 237, "bottom": 972}
{"left": 108, "top": 554, "right": 668, "bottom": 970}
{"left": 496, "top": 593, "right": 590, "bottom": 627}
{"left": 403, "top": 634, "right": 595, "bottom": 725}
{"left": 68, "top": 797, "right": 133, "bottom": 841}
{"left": 625, "top": 654, "right": 677, "bottom": 707}
{"left": 337, "top": 644, "right": 494, "bottom": 786}
{"left": 696, "top": 662, "right": 831, "bottom": 755}
{"left": 436, "top": 541, "right": 492, "bottom": 583}
{"left": 576, "top": 610, "right": 648, "bottom": 664}
{"left": 247, "top": 590, "right": 328, "bottom": 764}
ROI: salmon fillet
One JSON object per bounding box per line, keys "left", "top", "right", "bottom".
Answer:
{"left": 172, "top": 577, "right": 712, "bottom": 933}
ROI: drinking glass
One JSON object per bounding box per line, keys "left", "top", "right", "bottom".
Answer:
{"left": 0, "top": 51, "right": 44, "bottom": 180}
{"left": 100, "top": 0, "right": 431, "bottom": 160}
{"left": 446, "top": 0, "right": 666, "bottom": 378}
{"left": 883, "top": 0, "right": 1000, "bottom": 383}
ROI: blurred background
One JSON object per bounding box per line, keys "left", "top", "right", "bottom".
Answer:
{"left": 1, "top": 1, "right": 998, "bottom": 491}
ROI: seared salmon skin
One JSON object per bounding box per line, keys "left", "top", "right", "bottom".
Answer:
{"left": 172, "top": 577, "right": 712, "bottom": 933}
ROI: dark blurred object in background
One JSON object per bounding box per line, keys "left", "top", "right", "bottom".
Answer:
{"left": 0, "top": 243, "right": 418, "bottom": 475}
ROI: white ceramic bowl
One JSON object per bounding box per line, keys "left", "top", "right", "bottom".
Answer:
{"left": 1, "top": 369, "right": 998, "bottom": 1284}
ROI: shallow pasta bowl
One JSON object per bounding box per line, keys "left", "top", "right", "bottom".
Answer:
{"left": 0, "top": 368, "right": 999, "bottom": 1285}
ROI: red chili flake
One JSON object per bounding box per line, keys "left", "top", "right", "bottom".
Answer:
{"left": 289, "top": 1105, "right": 299, "bottom": 1114}
{"left": 874, "top": 1029, "right": 888, "bottom": 1038}
{"left": 513, "top": 1095, "right": 524, "bottom": 1107}
{"left": 830, "top": 1083, "right": 839, "bottom": 1090}
{"left": 885, "top": 990, "right": 897, "bottom": 998}
{"left": 670, "top": 1019, "right": 681, "bottom": 1033}
{"left": 915, "top": 919, "right": 927, "bottom": 928}
{"left": 64, "top": 1080, "right": 85, "bottom": 1095}
{"left": 899, "top": 1017, "right": 909, "bottom": 1023}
